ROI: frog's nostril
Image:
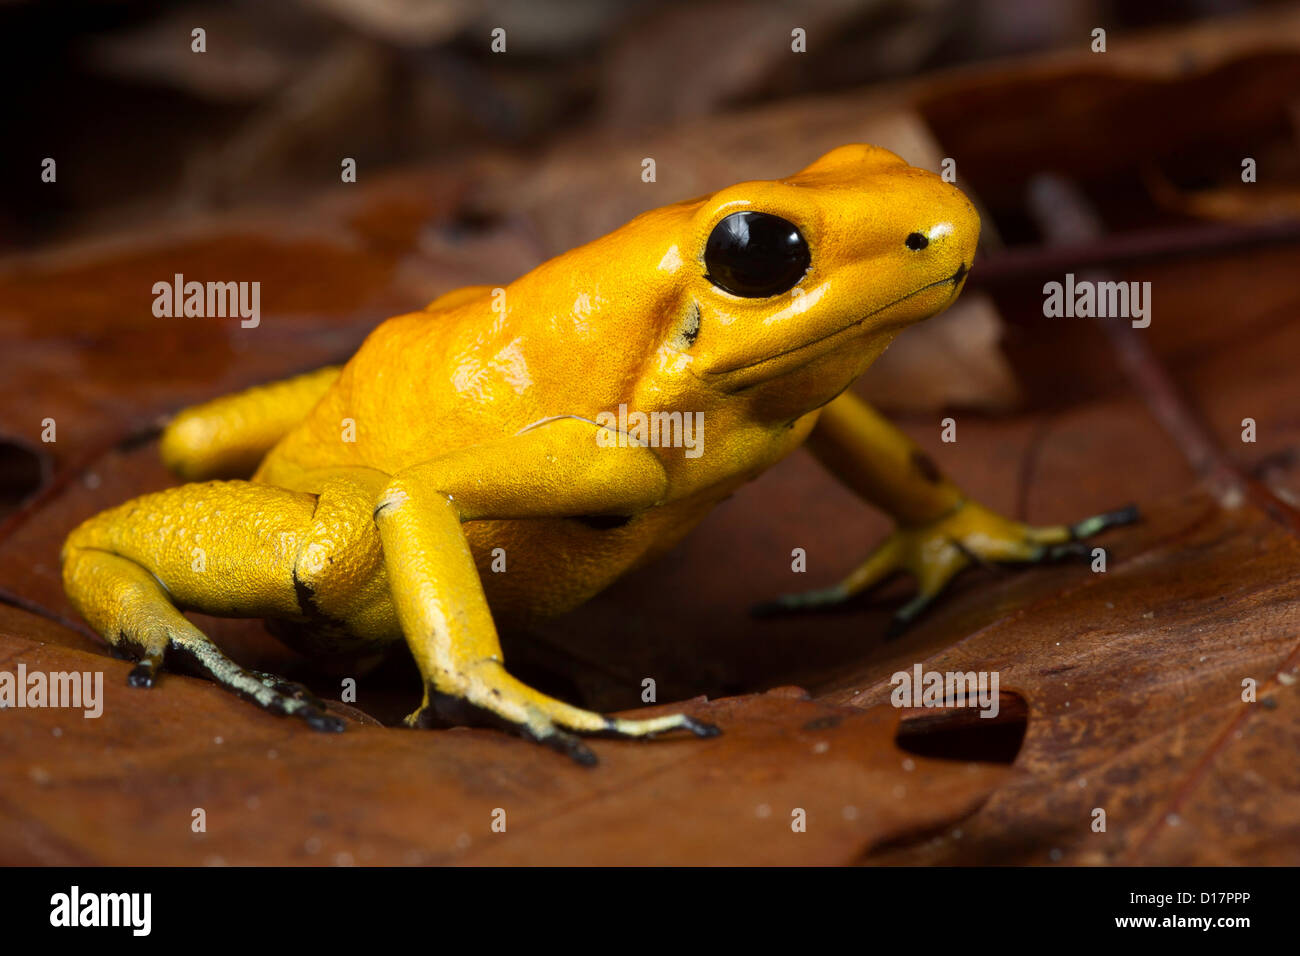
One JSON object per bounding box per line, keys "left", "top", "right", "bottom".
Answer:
{"left": 905, "top": 232, "right": 928, "bottom": 251}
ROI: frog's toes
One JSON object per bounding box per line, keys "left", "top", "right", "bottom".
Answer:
{"left": 116, "top": 634, "right": 344, "bottom": 731}
{"left": 886, "top": 589, "right": 941, "bottom": 639}
{"left": 602, "top": 712, "right": 722, "bottom": 740}
{"left": 305, "top": 712, "right": 347, "bottom": 732}
{"left": 1022, "top": 503, "right": 1141, "bottom": 564}
{"left": 250, "top": 670, "right": 329, "bottom": 709}
{"left": 125, "top": 646, "right": 166, "bottom": 688}
{"left": 751, "top": 584, "right": 854, "bottom": 617}
{"left": 752, "top": 502, "right": 1140, "bottom": 637}
{"left": 265, "top": 697, "right": 345, "bottom": 733}
{"left": 530, "top": 725, "right": 599, "bottom": 767}
{"left": 403, "top": 690, "right": 599, "bottom": 766}
{"left": 1070, "top": 504, "right": 1140, "bottom": 540}
{"left": 405, "top": 676, "right": 720, "bottom": 766}
{"left": 535, "top": 711, "right": 720, "bottom": 765}
{"left": 253, "top": 678, "right": 345, "bottom": 733}
{"left": 177, "top": 648, "right": 344, "bottom": 732}
{"left": 751, "top": 535, "right": 903, "bottom": 618}
{"left": 1029, "top": 540, "right": 1094, "bottom": 562}
{"left": 104, "top": 623, "right": 170, "bottom": 688}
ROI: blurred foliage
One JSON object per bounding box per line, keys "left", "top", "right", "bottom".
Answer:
{"left": 0, "top": 0, "right": 1280, "bottom": 247}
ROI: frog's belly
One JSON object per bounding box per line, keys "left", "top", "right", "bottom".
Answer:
{"left": 466, "top": 499, "right": 716, "bottom": 623}
{"left": 268, "top": 495, "right": 718, "bottom": 659}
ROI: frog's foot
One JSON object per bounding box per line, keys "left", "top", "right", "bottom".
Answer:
{"left": 754, "top": 500, "right": 1138, "bottom": 637}
{"left": 148, "top": 632, "right": 345, "bottom": 732}
{"left": 189, "top": 657, "right": 345, "bottom": 732}
{"left": 248, "top": 669, "right": 336, "bottom": 714}
{"left": 405, "top": 664, "right": 720, "bottom": 767}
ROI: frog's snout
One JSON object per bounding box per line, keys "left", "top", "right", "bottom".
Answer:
{"left": 900, "top": 219, "right": 970, "bottom": 254}
{"left": 902, "top": 231, "right": 972, "bottom": 279}
{"left": 898, "top": 201, "right": 979, "bottom": 285}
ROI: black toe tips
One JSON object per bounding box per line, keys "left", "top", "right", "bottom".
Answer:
{"left": 685, "top": 718, "right": 723, "bottom": 738}
{"left": 305, "top": 711, "right": 346, "bottom": 733}
{"left": 540, "top": 730, "right": 599, "bottom": 767}
{"left": 126, "top": 662, "right": 157, "bottom": 688}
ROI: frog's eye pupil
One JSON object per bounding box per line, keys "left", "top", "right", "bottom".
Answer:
{"left": 704, "top": 212, "right": 810, "bottom": 298}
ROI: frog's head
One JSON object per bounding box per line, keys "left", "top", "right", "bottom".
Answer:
{"left": 651, "top": 144, "right": 979, "bottom": 404}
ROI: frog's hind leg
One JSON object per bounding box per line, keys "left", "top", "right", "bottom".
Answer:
{"left": 63, "top": 548, "right": 341, "bottom": 729}
{"left": 60, "top": 479, "right": 370, "bottom": 731}
{"left": 160, "top": 365, "right": 341, "bottom": 481}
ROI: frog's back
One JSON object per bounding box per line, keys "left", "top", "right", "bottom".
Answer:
{"left": 259, "top": 270, "right": 666, "bottom": 481}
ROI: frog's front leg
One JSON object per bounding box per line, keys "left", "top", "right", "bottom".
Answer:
{"left": 759, "top": 391, "right": 1137, "bottom": 634}
{"left": 373, "top": 416, "right": 720, "bottom": 765}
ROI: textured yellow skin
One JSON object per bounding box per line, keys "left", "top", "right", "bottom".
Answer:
{"left": 62, "top": 145, "right": 1114, "bottom": 762}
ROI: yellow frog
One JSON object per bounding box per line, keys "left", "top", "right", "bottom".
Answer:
{"left": 62, "top": 145, "right": 1134, "bottom": 764}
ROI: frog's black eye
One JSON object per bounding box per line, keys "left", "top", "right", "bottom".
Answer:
{"left": 704, "top": 211, "right": 810, "bottom": 298}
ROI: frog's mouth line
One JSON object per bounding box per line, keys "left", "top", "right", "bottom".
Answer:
{"left": 708, "top": 262, "right": 969, "bottom": 379}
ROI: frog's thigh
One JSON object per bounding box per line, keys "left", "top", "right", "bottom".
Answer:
{"left": 372, "top": 417, "right": 718, "bottom": 762}
{"left": 291, "top": 476, "right": 395, "bottom": 642}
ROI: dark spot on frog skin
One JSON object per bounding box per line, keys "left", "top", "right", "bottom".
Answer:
{"left": 110, "top": 631, "right": 144, "bottom": 660}
{"left": 911, "top": 450, "right": 942, "bottom": 484}
{"left": 276, "top": 568, "right": 366, "bottom": 654}
{"left": 683, "top": 303, "right": 701, "bottom": 346}
{"left": 673, "top": 302, "right": 701, "bottom": 350}
{"left": 292, "top": 569, "right": 336, "bottom": 629}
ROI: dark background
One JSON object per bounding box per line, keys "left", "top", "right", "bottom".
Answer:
{"left": 2, "top": 0, "right": 1283, "bottom": 249}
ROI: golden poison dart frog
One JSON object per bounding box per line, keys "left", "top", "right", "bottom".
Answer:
{"left": 62, "top": 145, "right": 1135, "bottom": 764}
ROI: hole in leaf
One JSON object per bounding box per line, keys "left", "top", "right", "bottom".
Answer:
{"left": 895, "top": 690, "right": 1028, "bottom": 765}
{"left": 0, "top": 440, "right": 48, "bottom": 523}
